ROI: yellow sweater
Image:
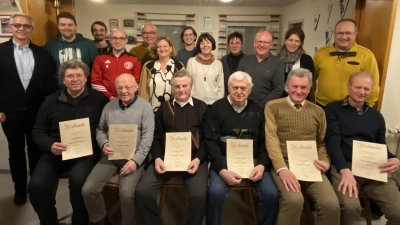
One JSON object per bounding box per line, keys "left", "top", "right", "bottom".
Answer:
{"left": 129, "top": 44, "right": 153, "bottom": 65}
{"left": 265, "top": 98, "right": 330, "bottom": 172}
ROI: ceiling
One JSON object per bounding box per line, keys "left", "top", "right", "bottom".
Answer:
{"left": 94, "top": 0, "right": 299, "bottom": 7}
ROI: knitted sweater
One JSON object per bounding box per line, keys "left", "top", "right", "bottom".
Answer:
{"left": 265, "top": 98, "right": 330, "bottom": 172}
{"left": 175, "top": 47, "right": 198, "bottom": 67}
{"left": 129, "top": 44, "right": 153, "bottom": 65}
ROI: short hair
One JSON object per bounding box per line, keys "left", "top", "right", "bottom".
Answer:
{"left": 91, "top": 21, "right": 107, "bottom": 32}
{"left": 180, "top": 26, "right": 197, "bottom": 43}
{"left": 111, "top": 28, "right": 127, "bottom": 38}
{"left": 254, "top": 28, "right": 274, "bottom": 41}
{"left": 59, "top": 59, "right": 90, "bottom": 79}
{"left": 171, "top": 70, "right": 194, "bottom": 86}
{"left": 348, "top": 72, "right": 375, "bottom": 87}
{"left": 335, "top": 18, "right": 358, "bottom": 32}
{"left": 196, "top": 33, "right": 216, "bottom": 53}
{"left": 228, "top": 71, "right": 254, "bottom": 87}
{"left": 115, "top": 73, "right": 137, "bottom": 86}
{"left": 57, "top": 12, "right": 77, "bottom": 25}
{"left": 284, "top": 27, "right": 305, "bottom": 49}
{"left": 10, "top": 13, "right": 34, "bottom": 27}
{"left": 286, "top": 68, "right": 313, "bottom": 87}
{"left": 149, "top": 36, "right": 177, "bottom": 59}
{"left": 141, "top": 22, "right": 157, "bottom": 33}
{"left": 227, "top": 31, "right": 243, "bottom": 44}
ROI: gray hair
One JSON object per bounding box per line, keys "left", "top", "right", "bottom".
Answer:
{"left": 286, "top": 68, "right": 313, "bottom": 87}
{"left": 141, "top": 22, "right": 157, "bottom": 33}
{"left": 10, "top": 13, "right": 34, "bottom": 27}
{"left": 348, "top": 72, "right": 375, "bottom": 86}
{"left": 59, "top": 59, "right": 90, "bottom": 79}
{"left": 171, "top": 70, "right": 193, "bottom": 86}
{"left": 254, "top": 28, "right": 274, "bottom": 41}
{"left": 228, "top": 71, "right": 253, "bottom": 87}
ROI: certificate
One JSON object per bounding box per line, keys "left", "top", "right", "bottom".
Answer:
{"left": 59, "top": 118, "right": 93, "bottom": 160}
{"left": 164, "top": 132, "right": 191, "bottom": 171}
{"left": 287, "top": 141, "right": 322, "bottom": 182}
{"left": 226, "top": 139, "right": 254, "bottom": 178}
{"left": 108, "top": 124, "right": 138, "bottom": 160}
{"left": 352, "top": 140, "right": 387, "bottom": 182}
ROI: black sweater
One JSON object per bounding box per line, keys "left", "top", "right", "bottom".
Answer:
{"left": 205, "top": 97, "right": 271, "bottom": 173}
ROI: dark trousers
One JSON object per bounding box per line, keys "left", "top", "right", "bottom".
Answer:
{"left": 1, "top": 110, "right": 41, "bottom": 190}
{"left": 28, "top": 153, "right": 98, "bottom": 225}
{"left": 136, "top": 161, "right": 208, "bottom": 225}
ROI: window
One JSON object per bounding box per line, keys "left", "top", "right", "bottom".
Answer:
{"left": 154, "top": 25, "right": 185, "bottom": 51}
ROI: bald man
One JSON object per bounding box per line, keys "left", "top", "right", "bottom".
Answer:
{"left": 129, "top": 22, "right": 158, "bottom": 65}
{"left": 83, "top": 73, "right": 154, "bottom": 225}
{"left": 92, "top": 29, "right": 142, "bottom": 100}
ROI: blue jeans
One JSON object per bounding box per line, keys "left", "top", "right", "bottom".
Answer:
{"left": 206, "top": 161, "right": 279, "bottom": 225}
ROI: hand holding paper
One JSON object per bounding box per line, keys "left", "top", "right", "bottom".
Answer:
{"left": 378, "top": 158, "right": 400, "bottom": 174}
{"left": 248, "top": 165, "right": 264, "bottom": 182}
{"left": 219, "top": 169, "right": 242, "bottom": 185}
{"left": 187, "top": 158, "right": 200, "bottom": 174}
{"left": 155, "top": 158, "right": 166, "bottom": 174}
{"left": 102, "top": 143, "right": 114, "bottom": 155}
{"left": 314, "top": 160, "right": 330, "bottom": 173}
{"left": 51, "top": 142, "right": 67, "bottom": 155}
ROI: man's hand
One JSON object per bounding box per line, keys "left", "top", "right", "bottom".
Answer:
{"left": 155, "top": 158, "right": 166, "bottom": 174}
{"left": 278, "top": 169, "right": 301, "bottom": 192}
{"left": 0, "top": 112, "right": 6, "bottom": 122}
{"left": 248, "top": 165, "right": 265, "bottom": 182}
{"left": 102, "top": 143, "right": 114, "bottom": 155}
{"left": 187, "top": 158, "right": 200, "bottom": 174}
{"left": 338, "top": 168, "right": 358, "bottom": 198}
{"left": 120, "top": 160, "right": 137, "bottom": 175}
{"left": 51, "top": 142, "right": 67, "bottom": 155}
{"left": 314, "top": 160, "right": 330, "bottom": 173}
{"left": 219, "top": 169, "right": 242, "bottom": 185}
{"left": 379, "top": 158, "right": 400, "bottom": 174}
{"left": 109, "top": 96, "right": 116, "bottom": 101}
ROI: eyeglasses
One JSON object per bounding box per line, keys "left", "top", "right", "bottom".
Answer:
{"left": 11, "top": 23, "right": 33, "bottom": 29}
{"left": 255, "top": 41, "right": 271, "bottom": 45}
{"left": 184, "top": 34, "right": 194, "bottom": 37}
{"left": 231, "top": 86, "right": 249, "bottom": 92}
{"left": 110, "top": 37, "right": 127, "bottom": 41}
{"left": 142, "top": 32, "right": 156, "bottom": 36}
{"left": 335, "top": 31, "right": 357, "bottom": 36}
{"left": 116, "top": 86, "right": 135, "bottom": 91}
{"left": 65, "top": 74, "right": 85, "bottom": 79}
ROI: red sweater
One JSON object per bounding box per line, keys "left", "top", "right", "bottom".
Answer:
{"left": 91, "top": 51, "right": 141, "bottom": 98}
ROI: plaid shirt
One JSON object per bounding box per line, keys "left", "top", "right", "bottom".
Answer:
{"left": 341, "top": 96, "right": 369, "bottom": 115}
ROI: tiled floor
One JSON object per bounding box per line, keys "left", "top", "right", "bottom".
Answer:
{"left": 0, "top": 170, "right": 388, "bottom": 225}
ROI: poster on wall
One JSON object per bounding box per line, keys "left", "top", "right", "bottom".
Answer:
{"left": 0, "top": 0, "right": 19, "bottom": 12}
{"left": 201, "top": 15, "right": 212, "bottom": 30}
{"left": 0, "top": 14, "right": 12, "bottom": 37}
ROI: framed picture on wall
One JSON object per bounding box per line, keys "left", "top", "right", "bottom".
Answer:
{"left": 123, "top": 19, "right": 135, "bottom": 28}
{"left": 0, "top": 14, "right": 12, "bottom": 37}
{"left": 288, "top": 19, "right": 304, "bottom": 30}
{"left": 109, "top": 19, "right": 119, "bottom": 31}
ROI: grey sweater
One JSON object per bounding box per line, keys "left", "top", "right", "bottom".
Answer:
{"left": 96, "top": 96, "right": 155, "bottom": 166}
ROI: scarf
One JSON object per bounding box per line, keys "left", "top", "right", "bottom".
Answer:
{"left": 279, "top": 47, "right": 305, "bottom": 73}
{"left": 195, "top": 53, "right": 215, "bottom": 65}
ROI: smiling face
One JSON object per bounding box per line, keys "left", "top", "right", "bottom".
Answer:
{"left": 156, "top": 39, "right": 172, "bottom": 59}
{"left": 200, "top": 38, "right": 212, "bottom": 55}
{"left": 254, "top": 31, "right": 273, "bottom": 58}
{"left": 63, "top": 68, "right": 87, "bottom": 95}
{"left": 228, "top": 78, "right": 252, "bottom": 106}
{"left": 141, "top": 23, "right": 158, "bottom": 46}
{"left": 115, "top": 74, "right": 137, "bottom": 105}
{"left": 334, "top": 21, "right": 358, "bottom": 52}
{"left": 110, "top": 29, "right": 127, "bottom": 52}
{"left": 92, "top": 24, "right": 107, "bottom": 42}
{"left": 58, "top": 18, "right": 77, "bottom": 41}
{"left": 172, "top": 76, "right": 192, "bottom": 102}
{"left": 287, "top": 75, "right": 311, "bottom": 104}
{"left": 10, "top": 16, "right": 34, "bottom": 44}
{"left": 183, "top": 29, "right": 196, "bottom": 46}
{"left": 285, "top": 34, "right": 302, "bottom": 53}
{"left": 347, "top": 75, "right": 373, "bottom": 106}
{"left": 229, "top": 37, "right": 242, "bottom": 55}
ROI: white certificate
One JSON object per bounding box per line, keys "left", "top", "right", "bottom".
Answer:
{"left": 287, "top": 141, "right": 322, "bottom": 182}
{"left": 108, "top": 124, "right": 138, "bottom": 160}
{"left": 59, "top": 118, "right": 93, "bottom": 160}
{"left": 164, "top": 132, "right": 192, "bottom": 171}
{"left": 226, "top": 139, "right": 254, "bottom": 178}
{"left": 352, "top": 140, "right": 388, "bottom": 182}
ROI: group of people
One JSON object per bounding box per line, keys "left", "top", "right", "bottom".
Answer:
{"left": 0, "top": 10, "right": 399, "bottom": 225}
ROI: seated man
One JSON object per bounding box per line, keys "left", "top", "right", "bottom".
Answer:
{"left": 206, "top": 71, "right": 279, "bottom": 225}
{"left": 135, "top": 70, "right": 208, "bottom": 225}
{"left": 29, "top": 59, "right": 109, "bottom": 225}
{"left": 325, "top": 72, "right": 400, "bottom": 225}
{"left": 82, "top": 73, "right": 154, "bottom": 225}
{"left": 265, "top": 68, "right": 339, "bottom": 225}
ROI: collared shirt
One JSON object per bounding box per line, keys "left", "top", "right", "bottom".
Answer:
{"left": 227, "top": 95, "right": 247, "bottom": 113}
{"left": 13, "top": 39, "right": 34, "bottom": 90}
{"left": 341, "top": 96, "right": 369, "bottom": 115}
{"left": 286, "top": 96, "right": 305, "bottom": 108}
{"left": 172, "top": 96, "right": 194, "bottom": 107}
{"left": 119, "top": 95, "right": 138, "bottom": 111}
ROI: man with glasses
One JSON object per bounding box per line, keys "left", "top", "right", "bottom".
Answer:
{"left": 83, "top": 73, "right": 154, "bottom": 225}
{"left": 91, "top": 28, "right": 141, "bottom": 100}
{"left": 0, "top": 13, "right": 57, "bottom": 205}
{"left": 129, "top": 22, "right": 158, "bottom": 65}
{"left": 238, "top": 28, "right": 284, "bottom": 108}
{"left": 312, "top": 19, "right": 380, "bottom": 107}
{"left": 91, "top": 21, "right": 112, "bottom": 54}
{"left": 29, "top": 59, "right": 108, "bottom": 225}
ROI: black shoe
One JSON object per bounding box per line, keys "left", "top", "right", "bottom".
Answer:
{"left": 13, "top": 189, "right": 27, "bottom": 206}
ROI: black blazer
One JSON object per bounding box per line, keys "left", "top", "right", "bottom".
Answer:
{"left": 0, "top": 38, "right": 57, "bottom": 113}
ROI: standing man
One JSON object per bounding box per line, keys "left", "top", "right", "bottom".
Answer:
{"left": 238, "top": 28, "right": 284, "bottom": 108}
{"left": 29, "top": 60, "right": 108, "bottom": 225}
{"left": 206, "top": 71, "right": 279, "bottom": 225}
{"left": 91, "top": 21, "right": 112, "bottom": 54}
{"left": 136, "top": 70, "right": 208, "bottom": 225}
{"left": 0, "top": 13, "right": 57, "bottom": 205}
{"left": 45, "top": 12, "right": 98, "bottom": 89}
{"left": 129, "top": 22, "right": 158, "bottom": 65}
{"left": 91, "top": 29, "right": 141, "bottom": 100}
{"left": 83, "top": 74, "right": 154, "bottom": 225}
{"left": 221, "top": 31, "right": 245, "bottom": 96}
{"left": 325, "top": 72, "right": 400, "bottom": 225}
{"left": 313, "top": 19, "right": 380, "bottom": 107}
{"left": 265, "top": 68, "right": 339, "bottom": 225}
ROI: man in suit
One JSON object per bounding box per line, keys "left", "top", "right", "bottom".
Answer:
{"left": 0, "top": 13, "right": 57, "bottom": 205}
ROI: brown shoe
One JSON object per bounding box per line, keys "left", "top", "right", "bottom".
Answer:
{"left": 90, "top": 215, "right": 111, "bottom": 225}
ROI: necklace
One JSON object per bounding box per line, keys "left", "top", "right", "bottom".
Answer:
{"left": 201, "top": 64, "right": 210, "bottom": 81}
{"left": 195, "top": 54, "right": 214, "bottom": 81}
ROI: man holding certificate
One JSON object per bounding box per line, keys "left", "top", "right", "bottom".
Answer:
{"left": 206, "top": 71, "right": 279, "bottom": 225}
{"left": 325, "top": 72, "right": 400, "bottom": 225}
{"left": 265, "top": 68, "right": 340, "bottom": 225}
{"left": 29, "top": 60, "right": 108, "bottom": 225}
{"left": 82, "top": 74, "right": 154, "bottom": 225}
{"left": 136, "top": 70, "right": 208, "bottom": 225}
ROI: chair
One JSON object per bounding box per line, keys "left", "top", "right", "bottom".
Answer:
{"left": 359, "top": 192, "right": 372, "bottom": 225}
{"left": 302, "top": 193, "right": 314, "bottom": 225}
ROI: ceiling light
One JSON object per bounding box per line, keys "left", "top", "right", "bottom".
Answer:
{"left": 221, "top": 0, "right": 233, "bottom": 2}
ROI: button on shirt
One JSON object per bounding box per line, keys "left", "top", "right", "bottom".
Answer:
{"left": 13, "top": 39, "right": 34, "bottom": 90}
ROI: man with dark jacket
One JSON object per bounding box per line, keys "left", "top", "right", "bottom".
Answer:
{"left": 28, "top": 59, "right": 108, "bottom": 225}
{"left": 0, "top": 13, "right": 57, "bottom": 205}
